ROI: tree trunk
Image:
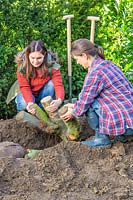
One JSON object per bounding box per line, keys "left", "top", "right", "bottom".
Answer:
{"left": 15, "top": 97, "right": 81, "bottom": 142}
{"left": 58, "top": 106, "right": 81, "bottom": 140}
{"left": 41, "top": 96, "right": 68, "bottom": 141}
{"left": 15, "top": 111, "right": 42, "bottom": 128}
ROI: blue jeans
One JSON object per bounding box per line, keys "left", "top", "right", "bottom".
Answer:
{"left": 86, "top": 100, "right": 133, "bottom": 135}
{"left": 15, "top": 80, "right": 55, "bottom": 112}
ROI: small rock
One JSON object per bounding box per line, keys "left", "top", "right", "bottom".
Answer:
{"left": 0, "top": 141, "right": 26, "bottom": 158}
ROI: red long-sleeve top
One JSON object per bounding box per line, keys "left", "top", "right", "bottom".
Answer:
{"left": 17, "top": 68, "right": 65, "bottom": 103}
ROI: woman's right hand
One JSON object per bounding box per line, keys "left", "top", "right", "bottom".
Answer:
{"left": 26, "top": 102, "right": 36, "bottom": 115}
{"left": 46, "top": 98, "right": 62, "bottom": 113}
{"left": 60, "top": 107, "right": 74, "bottom": 122}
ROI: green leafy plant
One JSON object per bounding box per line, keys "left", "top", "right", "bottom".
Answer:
{"left": 0, "top": 0, "right": 132, "bottom": 118}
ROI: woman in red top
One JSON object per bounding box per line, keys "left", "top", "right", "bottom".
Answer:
{"left": 15, "top": 40, "right": 65, "bottom": 114}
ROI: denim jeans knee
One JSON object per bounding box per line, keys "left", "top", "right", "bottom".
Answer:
{"left": 15, "top": 93, "right": 27, "bottom": 112}
{"left": 15, "top": 80, "right": 55, "bottom": 111}
{"left": 37, "top": 80, "right": 55, "bottom": 102}
{"left": 86, "top": 108, "right": 99, "bottom": 130}
{"left": 124, "top": 128, "right": 133, "bottom": 135}
{"left": 86, "top": 100, "right": 100, "bottom": 130}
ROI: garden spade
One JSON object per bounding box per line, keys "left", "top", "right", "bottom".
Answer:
{"left": 63, "top": 15, "right": 100, "bottom": 104}
{"left": 87, "top": 16, "right": 100, "bottom": 43}
{"left": 63, "top": 14, "right": 74, "bottom": 103}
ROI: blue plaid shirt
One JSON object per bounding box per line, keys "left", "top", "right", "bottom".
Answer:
{"left": 73, "top": 56, "right": 133, "bottom": 135}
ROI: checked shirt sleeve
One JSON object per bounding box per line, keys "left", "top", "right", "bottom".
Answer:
{"left": 73, "top": 71, "right": 104, "bottom": 117}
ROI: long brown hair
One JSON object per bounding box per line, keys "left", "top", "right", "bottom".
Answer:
{"left": 71, "top": 38, "right": 105, "bottom": 59}
{"left": 16, "top": 40, "right": 49, "bottom": 80}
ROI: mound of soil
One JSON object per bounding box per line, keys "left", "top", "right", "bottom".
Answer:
{"left": 0, "top": 118, "right": 132, "bottom": 200}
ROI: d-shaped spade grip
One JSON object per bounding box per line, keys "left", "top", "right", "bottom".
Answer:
{"left": 63, "top": 14, "right": 74, "bottom": 76}
{"left": 87, "top": 16, "right": 100, "bottom": 43}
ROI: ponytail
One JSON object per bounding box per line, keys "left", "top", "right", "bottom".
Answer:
{"left": 97, "top": 45, "right": 105, "bottom": 59}
{"left": 71, "top": 38, "right": 105, "bottom": 59}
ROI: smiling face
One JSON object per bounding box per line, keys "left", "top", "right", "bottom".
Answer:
{"left": 29, "top": 51, "right": 44, "bottom": 68}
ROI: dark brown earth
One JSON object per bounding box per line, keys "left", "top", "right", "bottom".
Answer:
{"left": 0, "top": 118, "right": 132, "bottom": 200}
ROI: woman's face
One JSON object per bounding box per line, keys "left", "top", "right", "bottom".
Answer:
{"left": 73, "top": 54, "right": 90, "bottom": 69}
{"left": 29, "top": 51, "right": 44, "bottom": 68}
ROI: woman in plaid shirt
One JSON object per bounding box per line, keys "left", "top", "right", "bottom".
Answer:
{"left": 61, "top": 38, "right": 133, "bottom": 147}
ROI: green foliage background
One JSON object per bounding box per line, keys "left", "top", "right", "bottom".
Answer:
{"left": 0, "top": 0, "right": 132, "bottom": 119}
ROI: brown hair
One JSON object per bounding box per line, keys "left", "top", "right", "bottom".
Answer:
{"left": 16, "top": 40, "right": 54, "bottom": 80}
{"left": 71, "top": 38, "right": 105, "bottom": 59}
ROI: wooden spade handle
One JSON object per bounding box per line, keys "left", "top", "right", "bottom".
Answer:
{"left": 87, "top": 16, "right": 100, "bottom": 43}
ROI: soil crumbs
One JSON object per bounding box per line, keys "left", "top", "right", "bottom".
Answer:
{"left": 0, "top": 119, "right": 132, "bottom": 200}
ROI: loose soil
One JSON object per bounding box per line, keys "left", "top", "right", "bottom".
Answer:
{"left": 0, "top": 118, "right": 132, "bottom": 200}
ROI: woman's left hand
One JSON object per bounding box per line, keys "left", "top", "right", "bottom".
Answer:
{"left": 46, "top": 98, "right": 62, "bottom": 112}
